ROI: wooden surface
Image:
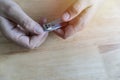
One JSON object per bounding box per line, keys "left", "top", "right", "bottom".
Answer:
{"left": 0, "top": 0, "right": 120, "bottom": 80}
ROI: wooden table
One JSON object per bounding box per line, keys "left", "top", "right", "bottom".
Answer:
{"left": 0, "top": 0, "right": 120, "bottom": 80}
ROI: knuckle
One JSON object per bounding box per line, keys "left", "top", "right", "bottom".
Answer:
{"left": 69, "top": 5, "right": 79, "bottom": 15}
{"left": 22, "top": 20, "right": 34, "bottom": 30}
{"left": 22, "top": 20, "right": 30, "bottom": 28}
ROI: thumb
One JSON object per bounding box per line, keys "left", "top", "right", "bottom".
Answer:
{"left": 62, "top": 1, "right": 89, "bottom": 22}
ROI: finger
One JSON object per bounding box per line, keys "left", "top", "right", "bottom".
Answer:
{"left": 66, "top": 7, "right": 96, "bottom": 38}
{"left": 54, "top": 25, "right": 75, "bottom": 39}
{"left": 28, "top": 17, "right": 48, "bottom": 49}
{"left": 3, "top": 0, "right": 43, "bottom": 34}
{"left": 62, "top": 0, "right": 91, "bottom": 22}
{"left": 55, "top": 7, "right": 94, "bottom": 39}
{"left": 64, "top": 25, "right": 76, "bottom": 39}
{"left": 54, "top": 21, "right": 69, "bottom": 38}
{"left": 72, "top": 6, "right": 96, "bottom": 32}
{"left": 0, "top": 16, "right": 18, "bottom": 37}
{"left": 0, "top": 16, "right": 48, "bottom": 49}
{"left": 29, "top": 32, "right": 48, "bottom": 49}
{"left": 54, "top": 29, "right": 65, "bottom": 39}
{"left": 12, "top": 28, "right": 48, "bottom": 49}
{"left": 0, "top": 16, "right": 30, "bottom": 48}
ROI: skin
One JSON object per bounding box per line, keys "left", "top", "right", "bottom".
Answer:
{"left": 0, "top": 0, "right": 103, "bottom": 49}
{"left": 0, "top": 0, "right": 48, "bottom": 49}
{"left": 54, "top": 0, "right": 103, "bottom": 39}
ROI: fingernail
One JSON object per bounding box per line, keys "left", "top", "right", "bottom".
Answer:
{"left": 63, "top": 12, "right": 70, "bottom": 21}
{"left": 34, "top": 25, "right": 42, "bottom": 34}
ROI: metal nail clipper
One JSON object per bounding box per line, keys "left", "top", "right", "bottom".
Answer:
{"left": 43, "top": 18, "right": 63, "bottom": 32}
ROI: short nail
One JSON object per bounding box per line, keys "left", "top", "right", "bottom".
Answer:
{"left": 34, "top": 25, "right": 42, "bottom": 34}
{"left": 63, "top": 12, "right": 70, "bottom": 21}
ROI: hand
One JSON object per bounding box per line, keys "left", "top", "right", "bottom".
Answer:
{"left": 0, "top": 0, "right": 48, "bottom": 49}
{"left": 55, "top": 0, "right": 102, "bottom": 39}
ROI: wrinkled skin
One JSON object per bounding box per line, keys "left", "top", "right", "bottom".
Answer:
{"left": 55, "top": 0, "right": 103, "bottom": 39}
{"left": 0, "top": 0, "right": 48, "bottom": 49}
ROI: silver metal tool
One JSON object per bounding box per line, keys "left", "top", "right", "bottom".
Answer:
{"left": 43, "top": 18, "right": 63, "bottom": 32}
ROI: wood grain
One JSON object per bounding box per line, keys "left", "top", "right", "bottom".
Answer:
{"left": 0, "top": 0, "right": 120, "bottom": 80}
